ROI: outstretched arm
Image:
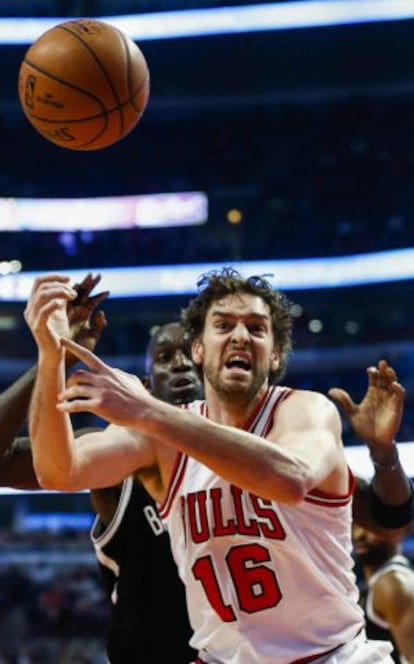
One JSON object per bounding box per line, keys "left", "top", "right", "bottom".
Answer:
{"left": 51, "top": 338, "right": 345, "bottom": 502}
{"left": 0, "top": 273, "right": 108, "bottom": 490}
{"left": 0, "top": 273, "right": 107, "bottom": 448}
{"left": 25, "top": 274, "right": 91, "bottom": 488}
{"left": 25, "top": 275, "right": 155, "bottom": 492}
{"left": 0, "top": 366, "right": 37, "bottom": 456}
{"left": 329, "top": 359, "right": 413, "bottom": 535}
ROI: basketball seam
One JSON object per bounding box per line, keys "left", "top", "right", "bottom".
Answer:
{"left": 22, "top": 87, "right": 144, "bottom": 124}
{"left": 59, "top": 22, "right": 124, "bottom": 139}
{"left": 115, "top": 27, "right": 131, "bottom": 136}
{"left": 117, "top": 28, "right": 141, "bottom": 116}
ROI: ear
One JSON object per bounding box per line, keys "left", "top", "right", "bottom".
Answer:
{"left": 191, "top": 337, "right": 204, "bottom": 366}
{"left": 270, "top": 348, "right": 280, "bottom": 374}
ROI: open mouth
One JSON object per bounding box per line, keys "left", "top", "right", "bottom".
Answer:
{"left": 171, "top": 377, "right": 194, "bottom": 389}
{"left": 225, "top": 355, "right": 251, "bottom": 371}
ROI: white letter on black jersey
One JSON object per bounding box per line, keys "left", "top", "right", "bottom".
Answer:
{"left": 144, "top": 505, "right": 165, "bottom": 536}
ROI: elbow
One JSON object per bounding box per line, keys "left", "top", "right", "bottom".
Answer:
{"left": 281, "top": 477, "right": 308, "bottom": 504}
{"left": 34, "top": 468, "right": 79, "bottom": 493}
{"left": 267, "top": 458, "right": 313, "bottom": 504}
{"left": 35, "top": 473, "right": 69, "bottom": 492}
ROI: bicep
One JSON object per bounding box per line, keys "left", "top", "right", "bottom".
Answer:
{"left": 270, "top": 392, "right": 342, "bottom": 468}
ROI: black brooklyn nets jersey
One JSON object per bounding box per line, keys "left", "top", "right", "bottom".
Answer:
{"left": 91, "top": 477, "right": 195, "bottom": 663}
{"left": 361, "top": 555, "right": 412, "bottom": 664}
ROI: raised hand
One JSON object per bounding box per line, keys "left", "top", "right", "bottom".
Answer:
{"left": 24, "top": 274, "right": 77, "bottom": 355}
{"left": 328, "top": 359, "right": 405, "bottom": 450}
{"left": 57, "top": 337, "right": 149, "bottom": 427}
{"left": 66, "top": 273, "right": 109, "bottom": 365}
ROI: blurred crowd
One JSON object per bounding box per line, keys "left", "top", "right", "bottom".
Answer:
{"left": 0, "top": 529, "right": 109, "bottom": 663}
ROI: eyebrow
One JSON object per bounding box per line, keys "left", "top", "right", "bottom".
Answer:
{"left": 210, "top": 310, "right": 270, "bottom": 321}
{"left": 153, "top": 338, "right": 170, "bottom": 347}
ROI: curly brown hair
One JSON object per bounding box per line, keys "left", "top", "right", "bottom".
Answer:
{"left": 181, "top": 267, "right": 293, "bottom": 383}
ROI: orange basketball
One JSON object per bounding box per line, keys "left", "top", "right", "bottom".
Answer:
{"left": 18, "top": 19, "right": 150, "bottom": 151}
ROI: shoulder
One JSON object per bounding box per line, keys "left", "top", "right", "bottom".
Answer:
{"left": 374, "top": 565, "right": 414, "bottom": 608}
{"left": 281, "top": 388, "right": 334, "bottom": 406}
{"left": 278, "top": 388, "right": 340, "bottom": 424}
{"left": 373, "top": 566, "right": 414, "bottom": 620}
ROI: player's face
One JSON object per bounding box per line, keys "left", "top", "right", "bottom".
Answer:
{"left": 148, "top": 323, "right": 203, "bottom": 405}
{"left": 352, "top": 524, "right": 396, "bottom": 567}
{"left": 192, "top": 293, "right": 279, "bottom": 401}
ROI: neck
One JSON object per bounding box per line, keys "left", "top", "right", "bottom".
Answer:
{"left": 362, "top": 564, "right": 378, "bottom": 582}
{"left": 203, "top": 381, "right": 269, "bottom": 428}
{"left": 362, "top": 553, "right": 399, "bottom": 581}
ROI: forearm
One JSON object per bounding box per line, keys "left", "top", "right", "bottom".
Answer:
{"left": 0, "top": 364, "right": 37, "bottom": 452}
{"left": 0, "top": 436, "right": 40, "bottom": 489}
{"left": 29, "top": 352, "right": 77, "bottom": 490}
{"left": 143, "top": 402, "right": 317, "bottom": 503}
{"left": 369, "top": 442, "right": 412, "bottom": 505}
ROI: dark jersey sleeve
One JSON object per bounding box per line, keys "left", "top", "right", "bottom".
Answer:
{"left": 90, "top": 477, "right": 196, "bottom": 664}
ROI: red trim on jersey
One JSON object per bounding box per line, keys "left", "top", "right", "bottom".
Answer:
{"left": 244, "top": 385, "right": 275, "bottom": 431}
{"left": 157, "top": 451, "right": 188, "bottom": 519}
{"left": 203, "top": 388, "right": 274, "bottom": 432}
{"left": 261, "top": 387, "right": 294, "bottom": 438}
{"left": 305, "top": 468, "right": 356, "bottom": 507}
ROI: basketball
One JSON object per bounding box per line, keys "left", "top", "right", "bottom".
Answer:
{"left": 18, "top": 19, "right": 150, "bottom": 151}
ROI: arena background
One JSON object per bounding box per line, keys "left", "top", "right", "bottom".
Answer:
{"left": 0, "top": 1, "right": 413, "bottom": 661}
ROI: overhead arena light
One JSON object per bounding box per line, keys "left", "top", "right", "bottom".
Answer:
{"left": 0, "top": 1, "right": 413, "bottom": 45}
{"left": 1, "top": 247, "right": 414, "bottom": 301}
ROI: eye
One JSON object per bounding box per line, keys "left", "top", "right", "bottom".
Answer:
{"left": 156, "top": 351, "right": 171, "bottom": 363}
{"left": 249, "top": 324, "right": 266, "bottom": 335}
{"left": 215, "top": 320, "right": 230, "bottom": 332}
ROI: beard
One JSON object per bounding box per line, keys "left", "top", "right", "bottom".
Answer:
{"left": 203, "top": 361, "right": 268, "bottom": 405}
{"left": 356, "top": 542, "right": 395, "bottom": 568}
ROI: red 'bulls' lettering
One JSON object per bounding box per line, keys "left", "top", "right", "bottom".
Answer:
{"left": 183, "top": 485, "right": 285, "bottom": 544}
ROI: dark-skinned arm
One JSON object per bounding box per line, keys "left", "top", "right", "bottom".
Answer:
{"left": 0, "top": 273, "right": 108, "bottom": 490}
{"left": 0, "top": 366, "right": 37, "bottom": 456}
{"left": 329, "top": 359, "right": 413, "bottom": 538}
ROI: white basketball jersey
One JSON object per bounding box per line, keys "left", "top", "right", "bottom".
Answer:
{"left": 159, "top": 386, "right": 365, "bottom": 664}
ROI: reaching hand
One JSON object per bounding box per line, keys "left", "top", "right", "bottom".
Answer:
{"left": 57, "top": 337, "right": 150, "bottom": 427}
{"left": 328, "top": 359, "right": 405, "bottom": 449}
{"left": 24, "top": 274, "right": 78, "bottom": 355}
{"left": 66, "top": 273, "right": 109, "bottom": 366}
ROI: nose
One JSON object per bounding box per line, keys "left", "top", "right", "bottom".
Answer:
{"left": 230, "top": 322, "right": 250, "bottom": 347}
{"left": 171, "top": 349, "right": 193, "bottom": 372}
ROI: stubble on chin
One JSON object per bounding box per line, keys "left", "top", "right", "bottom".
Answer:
{"left": 205, "top": 366, "right": 267, "bottom": 406}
